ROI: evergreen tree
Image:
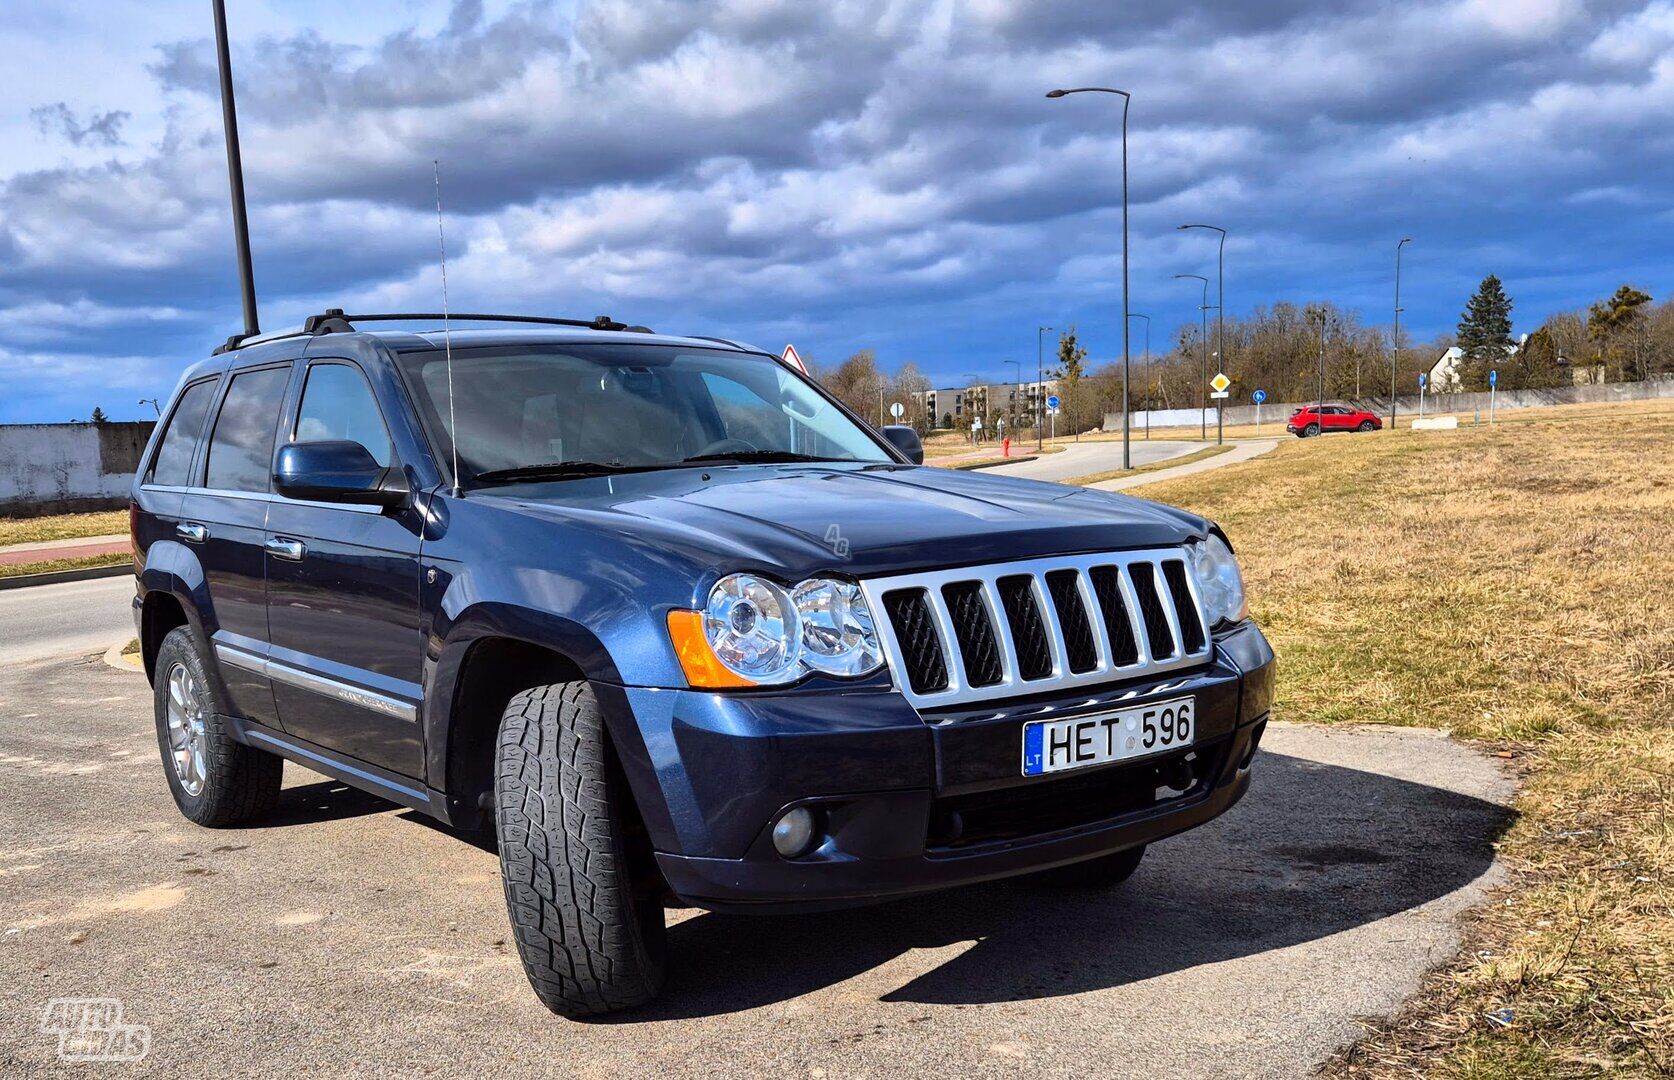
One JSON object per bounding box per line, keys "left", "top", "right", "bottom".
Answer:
{"left": 1456, "top": 274, "right": 1514, "bottom": 389}
{"left": 1502, "top": 326, "right": 1568, "bottom": 390}
{"left": 1587, "top": 284, "right": 1654, "bottom": 380}
{"left": 89, "top": 406, "right": 108, "bottom": 424}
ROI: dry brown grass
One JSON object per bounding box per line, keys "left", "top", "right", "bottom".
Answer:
{"left": 1117, "top": 399, "right": 1674, "bottom": 1078}
{"left": 0, "top": 552, "right": 129, "bottom": 580}
{"left": 0, "top": 510, "right": 127, "bottom": 548}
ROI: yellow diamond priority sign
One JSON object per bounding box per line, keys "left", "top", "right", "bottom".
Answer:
{"left": 1210, "top": 372, "right": 1231, "bottom": 393}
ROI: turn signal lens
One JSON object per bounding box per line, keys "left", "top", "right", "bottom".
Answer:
{"left": 667, "top": 610, "right": 756, "bottom": 688}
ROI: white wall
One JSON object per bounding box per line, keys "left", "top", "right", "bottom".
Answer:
{"left": 0, "top": 423, "right": 154, "bottom": 514}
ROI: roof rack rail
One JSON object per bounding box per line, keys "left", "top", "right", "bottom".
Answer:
{"left": 302, "top": 309, "right": 646, "bottom": 334}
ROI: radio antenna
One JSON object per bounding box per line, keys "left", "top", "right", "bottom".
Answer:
{"left": 433, "top": 160, "right": 461, "bottom": 497}
{"left": 212, "top": 0, "right": 259, "bottom": 342}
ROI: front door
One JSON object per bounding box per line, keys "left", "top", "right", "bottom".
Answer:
{"left": 264, "top": 359, "right": 425, "bottom": 779}
{"left": 183, "top": 362, "right": 293, "bottom": 728}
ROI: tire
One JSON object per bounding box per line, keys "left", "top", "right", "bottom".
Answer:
{"left": 152, "top": 626, "right": 283, "bottom": 827}
{"left": 1303, "top": 422, "right": 1321, "bottom": 437}
{"left": 1025, "top": 845, "right": 1146, "bottom": 889}
{"left": 495, "top": 682, "right": 667, "bottom": 1018}
{"left": 1357, "top": 420, "right": 1376, "bottom": 432}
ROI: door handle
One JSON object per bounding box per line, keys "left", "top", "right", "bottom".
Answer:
{"left": 176, "top": 522, "right": 208, "bottom": 544}
{"left": 265, "top": 537, "right": 306, "bottom": 562}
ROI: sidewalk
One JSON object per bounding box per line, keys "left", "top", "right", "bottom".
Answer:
{"left": 0, "top": 533, "right": 129, "bottom": 568}
{"left": 1089, "top": 439, "right": 1279, "bottom": 493}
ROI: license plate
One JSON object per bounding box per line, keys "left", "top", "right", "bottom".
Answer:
{"left": 1021, "top": 697, "right": 1195, "bottom": 776}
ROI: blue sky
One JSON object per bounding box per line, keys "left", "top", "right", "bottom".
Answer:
{"left": 3, "top": 0, "right": 1671, "bottom": 421}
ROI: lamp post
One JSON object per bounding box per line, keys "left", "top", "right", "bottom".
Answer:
{"left": 1177, "top": 224, "right": 1226, "bottom": 445}
{"left": 1173, "top": 273, "right": 1212, "bottom": 439}
{"left": 1127, "top": 313, "right": 1150, "bottom": 439}
{"left": 137, "top": 397, "right": 161, "bottom": 417}
{"left": 1036, "top": 324, "right": 1053, "bottom": 451}
{"left": 1048, "top": 87, "right": 1132, "bottom": 468}
{"left": 1313, "top": 308, "right": 1334, "bottom": 432}
{"left": 1002, "top": 359, "right": 1021, "bottom": 432}
{"left": 1392, "top": 237, "right": 1412, "bottom": 429}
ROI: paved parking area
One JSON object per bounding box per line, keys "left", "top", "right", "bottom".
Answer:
{"left": 0, "top": 652, "right": 1512, "bottom": 1078}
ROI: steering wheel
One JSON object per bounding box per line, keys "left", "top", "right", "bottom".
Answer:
{"left": 695, "top": 437, "right": 759, "bottom": 457}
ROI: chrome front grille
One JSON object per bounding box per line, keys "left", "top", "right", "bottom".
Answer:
{"left": 859, "top": 549, "right": 1213, "bottom": 709}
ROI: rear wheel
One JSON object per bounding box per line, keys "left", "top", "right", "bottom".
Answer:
{"left": 1025, "top": 845, "right": 1146, "bottom": 888}
{"left": 494, "top": 682, "right": 667, "bottom": 1018}
{"left": 152, "top": 626, "right": 283, "bottom": 826}
{"left": 1357, "top": 420, "right": 1376, "bottom": 432}
{"left": 1303, "top": 422, "right": 1320, "bottom": 437}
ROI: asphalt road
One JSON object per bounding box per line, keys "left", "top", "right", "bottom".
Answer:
{"left": 0, "top": 576, "right": 134, "bottom": 665}
{"left": 0, "top": 648, "right": 1513, "bottom": 1078}
{"left": 986, "top": 439, "right": 1208, "bottom": 483}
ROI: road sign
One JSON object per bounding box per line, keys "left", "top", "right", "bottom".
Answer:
{"left": 1210, "top": 372, "right": 1231, "bottom": 394}
{"left": 889, "top": 402, "right": 905, "bottom": 419}
{"left": 780, "top": 343, "right": 807, "bottom": 374}
{"left": 1046, "top": 394, "right": 1060, "bottom": 410}
{"left": 1210, "top": 390, "right": 1230, "bottom": 400}
{"left": 1047, "top": 405, "right": 1059, "bottom": 416}
{"left": 1489, "top": 370, "right": 1498, "bottom": 387}
{"left": 1252, "top": 389, "right": 1267, "bottom": 404}
{"left": 1418, "top": 372, "right": 1427, "bottom": 389}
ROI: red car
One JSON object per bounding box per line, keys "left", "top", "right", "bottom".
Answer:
{"left": 1287, "top": 404, "right": 1382, "bottom": 437}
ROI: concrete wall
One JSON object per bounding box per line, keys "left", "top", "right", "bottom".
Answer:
{"left": 1104, "top": 376, "right": 1674, "bottom": 432}
{"left": 0, "top": 422, "right": 155, "bottom": 517}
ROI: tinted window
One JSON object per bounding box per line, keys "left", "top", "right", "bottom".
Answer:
{"left": 294, "top": 364, "right": 393, "bottom": 467}
{"left": 148, "top": 379, "right": 217, "bottom": 486}
{"left": 204, "top": 366, "right": 290, "bottom": 492}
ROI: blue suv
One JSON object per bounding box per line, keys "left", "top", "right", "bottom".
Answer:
{"left": 130, "top": 312, "right": 1273, "bottom": 1017}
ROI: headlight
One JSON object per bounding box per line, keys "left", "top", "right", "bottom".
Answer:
{"left": 702, "top": 574, "right": 801, "bottom": 682}
{"left": 1191, "top": 533, "right": 1248, "bottom": 627}
{"left": 674, "top": 572, "right": 885, "bottom": 687}
{"left": 793, "top": 578, "right": 884, "bottom": 676}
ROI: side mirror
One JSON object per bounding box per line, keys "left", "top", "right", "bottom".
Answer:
{"left": 275, "top": 440, "right": 408, "bottom": 509}
{"left": 881, "top": 425, "right": 924, "bottom": 465}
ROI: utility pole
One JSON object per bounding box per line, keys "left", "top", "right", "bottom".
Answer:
{"left": 1174, "top": 274, "right": 1211, "bottom": 441}
{"left": 1392, "top": 238, "right": 1412, "bottom": 429}
{"left": 1036, "top": 325, "right": 1053, "bottom": 451}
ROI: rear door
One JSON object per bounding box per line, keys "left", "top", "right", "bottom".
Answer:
{"left": 264, "top": 358, "right": 425, "bottom": 777}
{"left": 180, "top": 362, "right": 294, "bottom": 727}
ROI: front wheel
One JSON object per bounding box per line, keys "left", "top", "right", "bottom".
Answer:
{"left": 1025, "top": 845, "right": 1146, "bottom": 888}
{"left": 495, "top": 682, "right": 667, "bottom": 1018}
{"left": 1357, "top": 420, "right": 1376, "bottom": 432}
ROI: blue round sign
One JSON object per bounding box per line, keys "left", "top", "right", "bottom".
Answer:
{"left": 1252, "top": 389, "right": 1267, "bottom": 404}
{"left": 1489, "top": 369, "right": 1498, "bottom": 387}
{"left": 1418, "top": 372, "right": 1427, "bottom": 388}
{"left": 1045, "top": 394, "right": 1060, "bottom": 409}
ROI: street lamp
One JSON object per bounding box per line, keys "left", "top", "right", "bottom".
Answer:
{"left": 1048, "top": 87, "right": 1132, "bottom": 468}
{"left": 1173, "top": 273, "right": 1212, "bottom": 439}
{"left": 1392, "top": 237, "right": 1412, "bottom": 429}
{"left": 1313, "top": 308, "right": 1335, "bottom": 432}
{"left": 1127, "top": 313, "right": 1150, "bottom": 439}
{"left": 1036, "top": 324, "right": 1054, "bottom": 451}
{"left": 1002, "top": 359, "right": 1021, "bottom": 433}
{"left": 1177, "top": 224, "right": 1227, "bottom": 445}
{"left": 137, "top": 397, "right": 161, "bottom": 417}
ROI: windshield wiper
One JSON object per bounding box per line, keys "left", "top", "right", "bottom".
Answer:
{"left": 472, "top": 460, "right": 672, "bottom": 484}
{"left": 679, "top": 450, "right": 844, "bottom": 465}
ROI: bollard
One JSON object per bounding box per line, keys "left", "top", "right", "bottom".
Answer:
{"left": 1002, "top": 438, "right": 1011, "bottom": 458}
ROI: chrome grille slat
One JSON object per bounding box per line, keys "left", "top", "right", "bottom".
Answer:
{"left": 860, "top": 548, "right": 1214, "bottom": 710}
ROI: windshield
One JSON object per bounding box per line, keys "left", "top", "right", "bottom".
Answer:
{"left": 394, "top": 342, "right": 893, "bottom": 482}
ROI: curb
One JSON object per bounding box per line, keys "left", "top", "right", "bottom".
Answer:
{"left": 0, "top": 561, "right": 131, "bottom": 591}
{"left": 102, "top": 640, "right": 144, "bottom": 674}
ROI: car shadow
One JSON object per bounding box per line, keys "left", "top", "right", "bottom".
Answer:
{"left": 245, "top": 778, "right": 400, "bottom": 828}
{"left": 593, "top": 750, "right": 1514, "bottom": 1022}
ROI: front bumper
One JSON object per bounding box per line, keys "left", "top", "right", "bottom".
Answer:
{"left": 607, "top": 621, "right": 1274, "bottom": 913}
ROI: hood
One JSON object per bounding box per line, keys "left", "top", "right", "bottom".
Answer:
{"left": 475, "top": 463, "right": 1206, "bottom": 580}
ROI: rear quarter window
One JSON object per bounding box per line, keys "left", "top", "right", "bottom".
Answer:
{"left": 147, "top": 379, "right": 218, "bottom": 487}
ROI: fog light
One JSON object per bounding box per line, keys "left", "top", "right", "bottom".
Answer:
{"left": 771, "top": 807, "right": 818, "bottom": 858}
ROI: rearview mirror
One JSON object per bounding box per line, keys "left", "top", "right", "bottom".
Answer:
{"left": 275, "top": 440, "right": 408, "bottom": 509}
{"left": 881, "top": 425, "right": 924, "bottom": 465}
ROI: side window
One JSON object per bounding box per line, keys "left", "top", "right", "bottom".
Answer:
{"left": 204, "top": 366, "right": 291, "bottom": 492}
{"left": 147, "top": 379, "right": 217, "bottom": 486}
{"left": 294, "top": 363, "right": 393, "bottom": 467}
